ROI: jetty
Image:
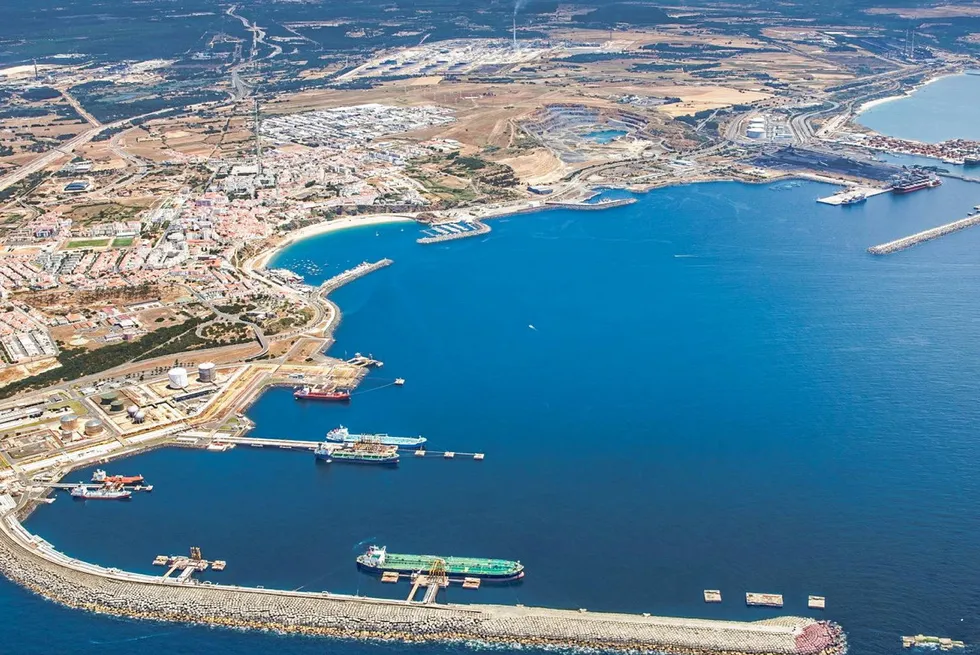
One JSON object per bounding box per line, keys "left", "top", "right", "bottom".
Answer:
{"left": 544, "top": 197, "right": 637, "bottom": 210}
{"left": 0, "top": 498, "right": 847, "bottom": 655}
{"left": 417, "top": 221, "right": 490, "bottom": 244}
{"left": 208, "top": 436, "right": 485, "bottom": 459}
{"left": 319, "top": 259, "right": 392, "bottom": 293}
{"left": 867, "top": 214, "right": 980, "bottom": 255}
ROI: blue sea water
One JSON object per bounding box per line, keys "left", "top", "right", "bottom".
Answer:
{"left": 11, "top": 176, "right": 980, "bottom": 655}
{"left": 857, "top": 73, "right": 980, "bottom": 143}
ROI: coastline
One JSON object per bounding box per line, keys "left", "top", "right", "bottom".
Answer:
{"left": 251, "top": 214, "right": 416, "bottom": 271}
{"left": 856, "top": 71, "right": 960, "bottom": 115}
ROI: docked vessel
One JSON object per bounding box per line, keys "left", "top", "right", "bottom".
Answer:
{"left": 92, "top": 469, "right": 144, "bottom": 485}
{"left": 891, "top": 174, "right": 942, "bottom": 194}
{"left": 357, "top": 545, "right": 524, "bottom": 580}
{"left": 325, "top": 426, "right": 426, "bottom": 448}
{"left": 839, "top": 193, "right": 867, "bottom": 206}
{"left": 70, "top": 484, "right": 132, "bottom": 500}
{"left": 294, "top": 386, "right": 351, "bottom": 401}
{"left": 315, "top": 442, "right": 400, "bottom": 466}
{"left": 964, "top": 156, "right": 980, "bottom": 166}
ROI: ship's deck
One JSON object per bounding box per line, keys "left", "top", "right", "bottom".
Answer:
{"left": 376, "top": 553, "right": 521, "bottom": 575}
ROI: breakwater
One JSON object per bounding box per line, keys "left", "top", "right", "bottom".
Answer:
{"left": 545, "top": 198, "right": 638, "bottom": 210}
{"left": 867, "top": 214, "right": 980, "bottom": 255}
{"left": 320, "top": 259, "right": 393, "bottom": 293}
{"left": 418, "top": 221, "right": 491, "bottom": 245}
{"left": 0, "top": 503, "right": 844, "bottom": 655}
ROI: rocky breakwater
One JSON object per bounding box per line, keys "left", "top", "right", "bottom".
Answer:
{"left": 0, "top": 508, "right": 845, "bottom": 655}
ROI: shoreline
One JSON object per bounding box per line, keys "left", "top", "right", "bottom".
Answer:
{"left": 251, "top": 214, "right": 416, "bottom": 271}
{"left": 856, "top": 71, "right": 960, "bottom": 115}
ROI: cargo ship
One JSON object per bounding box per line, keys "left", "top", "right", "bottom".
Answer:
{"left": 294, "top": 386, "right": 350, "bottom": 401}
{"left": 326, "top": 426, "right": 426, "bottom": 448}
{"left": 891, "top": 175, "right": 942, "bottom": 194}
{"left": 357, "top": 545, "right": 524, "bottom": 580}
{"left": 964, "top": 156, "right": 980, "bottom": 167}
{"left": 70, "top": 484, "right": 132, "bottom": 500}
{"left": 92, "top": 469, "right": 144, "bottom": 485}
{"left": 315, "top": 442, "right": 400, "bottom": 466}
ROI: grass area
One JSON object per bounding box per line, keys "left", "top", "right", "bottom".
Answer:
{"left": 65, "top": 238, "right": 111, "bottom": 249}
{"left": 112, "top": 236, "right": 135, "bottom": 248}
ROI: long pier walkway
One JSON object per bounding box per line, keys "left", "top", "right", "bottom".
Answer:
{"left": 868, "top": 214, "right": 980, "bottom": 255}
{"left": 319, "top": 259, "right": 393, "bottom": 294}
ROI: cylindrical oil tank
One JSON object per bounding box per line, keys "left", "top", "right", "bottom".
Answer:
{"left": 59, "top": 414, "right": 78, "bottom": 431}
{"left": 198, "top": 362, "right": 216, "bottom": 383}
{"left": 99, "top": 392, "right": 118, "bottom": 405}
{"left": 84, "top": 419, "right": 104, "bottom": 436}
{"left": 168, "top": 367, "right": 189, "bottom": 389}
{"left": 109, "top": 400, "right": 125, "bottom": 413}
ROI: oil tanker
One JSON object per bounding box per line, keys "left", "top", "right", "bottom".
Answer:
{"left": 294, "top": 386, "right": 350, "bottom": 401}
{"left": 325, "top": 426, "right": 426, "bottom": 448}
{"left": 315, "top": 442, "right": 400, "bottom": 466}
{"left": 70, "top": 484, "right": 132, "bottom": 500}
{"left": 92, "top": 469, "right": 144, "bottom": 485}
{"left": 357, "top": 545, "right": 524, "bottom": 580}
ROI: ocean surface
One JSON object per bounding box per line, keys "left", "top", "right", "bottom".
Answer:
{"left": 857, "top": 73, "right": 980, "bottom": 142}
{"left": 9, "top": 174, "right": 980, "bottom": 655}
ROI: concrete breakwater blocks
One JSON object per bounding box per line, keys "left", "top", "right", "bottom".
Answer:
{"left": 0, "top": 515, "right": 846, "bottom": 655}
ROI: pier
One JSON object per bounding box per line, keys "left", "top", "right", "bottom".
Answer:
{"left": 544, "top": 197, "right": 638, "bottom": 210}
{"left": 209, "top": 436, "right": 485, "bottom": 459}
{"left": 319, "top": 259, "right": 393, "bottom": 294}
{"left": 867, "top": 214, "right": 980, "bottom": 255}
{"left": 417, "top": 221, "right": 490, "bottom": 244}
{"left": 0, "top": 502, "right": 847, "bottom": 655}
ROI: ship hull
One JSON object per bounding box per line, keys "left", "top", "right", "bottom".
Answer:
{"left": 294, "top": 394, "right": 350, "bottom": 402}
{"left": 325, "top": 433, "right": 426, "bottom": 447}
{"left": 315, "top": 452, "right": 399, "bottom": 466}
{"left": 357, "top": 560, "right": 524, "bottom": 581}
{"left": 71, "top": 493, "right": 132, "bottom": 500}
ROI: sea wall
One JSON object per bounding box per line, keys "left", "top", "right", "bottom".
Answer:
{"left": 0, "top": 509, "right": 845, "bottom": 655}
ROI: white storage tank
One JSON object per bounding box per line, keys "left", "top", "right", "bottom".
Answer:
{"left": 198, "top": 362, "right": 216, "bottom": 383}
{"left": 168, "top": 367, "right": 189, "bottom": 389}
{"left": 747, "top": 127, "right": 765, "bottom": 139}
{"left": 126, "top": 404, "right": 139, "bottom": 417}
{"left": 133, "top": 410, "right": 146, "bottom": 424}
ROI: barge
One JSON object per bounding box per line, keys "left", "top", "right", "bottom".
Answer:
{"left": 357, "top": 545, "right": 524, "bottom": 580}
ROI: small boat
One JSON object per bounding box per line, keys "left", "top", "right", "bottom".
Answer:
{"left": 294, "top": 386, "right": 351, "bottom": 401}
{"left": 394, "top": 378, "right": 405, "bottom": 386}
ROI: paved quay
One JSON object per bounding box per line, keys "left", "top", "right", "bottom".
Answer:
{"left": 0, "top": 503, "right": 845, "bottom": 655}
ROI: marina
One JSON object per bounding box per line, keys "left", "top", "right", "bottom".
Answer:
{"left": 417, "top": 220, "right": 490, "bottom": 244}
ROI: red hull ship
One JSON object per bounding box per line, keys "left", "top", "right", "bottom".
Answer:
{"left": 294, "top": 386, "right": 351, "bottom": 401}
{"left": 892, "top": 177, "right": 941, "bottom": 194}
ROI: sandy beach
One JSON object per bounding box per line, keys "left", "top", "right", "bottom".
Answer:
{"left": 857, "top": 71, "right": 960, "bottom": 114}
{"left": 250, "top": 214, "right": 417, "bottom": 270}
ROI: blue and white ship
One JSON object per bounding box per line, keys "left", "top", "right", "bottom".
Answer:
{"left": 325, "top": 426, "right": 426, "bottom": 448}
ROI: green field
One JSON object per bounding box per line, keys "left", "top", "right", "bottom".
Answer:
{"left": 65, "top": 238, "right": 111, "bottom": 249}
{"left": 112, "top": 236, "right": 135, "bottom": 248}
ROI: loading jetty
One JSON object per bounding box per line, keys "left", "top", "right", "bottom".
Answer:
{"left": 867, "top": 214, "right": 980, "bottom": 255}
{"left": 417, "top": 221, "right": 490, "bottom": 245}
{"left": 0, "top": 499, "right": 846, "bottom": 655}
{"left": 319, "top": 259, "right": 393, "bottom": 294}
{"left": 545, "top": 197, "right": 637, "bottom": 210}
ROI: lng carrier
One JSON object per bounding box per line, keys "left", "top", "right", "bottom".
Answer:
{"left": 357, "top": 545, "right": 524, "bottom": 581}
